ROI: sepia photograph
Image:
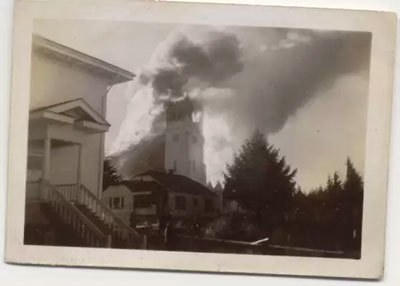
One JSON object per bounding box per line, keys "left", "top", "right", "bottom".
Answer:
{"left": 5, "top": 0, "right": 396, "bottom": 279}
{"left": 25, "top": 21, "right": 370, "bottom": 259}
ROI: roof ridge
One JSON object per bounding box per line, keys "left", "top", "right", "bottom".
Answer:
{"left": 33, "top": 34, "right": 135, "bottom": 84}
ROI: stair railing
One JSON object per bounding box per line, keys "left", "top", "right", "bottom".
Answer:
{"left": 56, "top": 184, "right": 79, "bottom": 201}
{"left": 79, "top": 184, "right": 146, "bottom": 249}
{"left": 42, "top": 180, "right": 111, "bottom": 248}
{"left": 55, "top": 183, "right": 146, "bottom": 249}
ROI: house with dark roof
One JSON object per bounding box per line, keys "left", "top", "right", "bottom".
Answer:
{"left": 102, "top": 170, "right": 218, "bottom": 224}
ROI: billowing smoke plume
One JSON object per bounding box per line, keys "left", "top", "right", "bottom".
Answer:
{"left": 110, "top": 29, "right": 244, "bottom": 178}
{"left": 210, "top": 30, "right": 371, "bottom": 134}
{"left": 140, "top": 30, "right": 243, "bottom": 103}
{"left": 110, "top": 27, "right": 371, "bottom": 184}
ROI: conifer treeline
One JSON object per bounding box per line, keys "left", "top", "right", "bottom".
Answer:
{"left": 284, "top": 159, "right": 363, "bottom": 255}
{"left": 224, "top": 131, "right": 363, "bottom": 256}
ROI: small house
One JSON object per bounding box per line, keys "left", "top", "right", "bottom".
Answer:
{"left": 103, "top": 170, "right": 218, "bottom": 224}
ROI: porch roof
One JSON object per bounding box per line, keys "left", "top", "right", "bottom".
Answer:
{"left": 30, "top": 98, "right": 110, "bottom": 134}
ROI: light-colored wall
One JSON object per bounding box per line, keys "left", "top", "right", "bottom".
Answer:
{"left": 102, "top": 185, "right": 133, "bottom": 223}
{"left": 46, "top": 125, "right": 101, "bottom": 194}
{"left": 30, "top": 52, "right": 110, "bottom": 113}
{"left": 165, "top": 119, "right": 206, "bottom": 185}
{"left": 29, "top": 51, "right": 110, "bottom": 196}
{"left": 50, "top": 144, "right": 79, "bottom": 185}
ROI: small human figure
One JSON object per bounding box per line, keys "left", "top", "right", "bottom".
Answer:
{"left": 164, "top": 219, "right": 175, "bottom": 250}
{"left": 158, "top": 208, "right": 171, "bottom": 234}
{"left": 192, "top": 215, "right": 201, "bottom": 239}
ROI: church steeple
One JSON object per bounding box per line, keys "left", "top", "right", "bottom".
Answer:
{"left": 164, "top": 97, "right": 206, "bottom": 185}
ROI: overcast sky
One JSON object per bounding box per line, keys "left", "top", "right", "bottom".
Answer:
{"left": 34, "top": 20, "right": 371, "bottom": 192}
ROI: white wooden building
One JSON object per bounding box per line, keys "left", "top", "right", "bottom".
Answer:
{"left": 24, "top": 35, "right": 145, "bottom": 249}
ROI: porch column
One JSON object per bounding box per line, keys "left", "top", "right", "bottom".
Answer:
{"left": 42, "top": 138, "right": 51, "bottom": 181}
{"left": 77, "top": 143, "right": 84, "bottom": 192}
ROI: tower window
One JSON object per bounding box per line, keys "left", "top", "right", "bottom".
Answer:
{"left": 173, "top": 134, "right": 179, "bottom": 142}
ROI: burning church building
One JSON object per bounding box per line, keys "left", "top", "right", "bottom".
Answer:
{"left": 103, "top": 30, "right": 244, "bottom": 223}
{"left": 102, "top": 96, "right": 218, "bottom": 222}
{"left": 164, "top": 97, "right": 206, "bottom": 185}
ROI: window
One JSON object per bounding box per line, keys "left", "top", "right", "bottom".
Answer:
{"left": 173, "top": 134, "right": 179, "bottom": 142}
{"left": 175, "top": 195, "right": 187, "bottom": 210}
{"left": 114, "top": 197, "right": 121, "bottom": 209}
{"left": 134, "top": 194, "right": 153, "bottom": 208}
{"left": 109, "top": 197, "right": 124, "bottom": 209}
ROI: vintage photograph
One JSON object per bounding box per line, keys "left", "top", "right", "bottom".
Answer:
{"left": 5, "top": 0, "right": 396, "bottom": 279}
{"left": 25, "top": 20, "right": 370, "bottom": 259}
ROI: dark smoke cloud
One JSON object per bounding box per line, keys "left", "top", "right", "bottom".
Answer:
{"left": 142, "top": 30, "right": 243, "bottom": 102}
{"left": 204, "top": 29, "right": 371, "bottom": 135}
{"left": 112, "top": 27, "right": 371, "bottom": 182}
{"left": 112, "top": 29, "right": 244, "bottom": 178}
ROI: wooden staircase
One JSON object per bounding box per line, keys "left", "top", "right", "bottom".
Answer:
{"left": 37, "top": 180, "right": 146, "bottom": 249}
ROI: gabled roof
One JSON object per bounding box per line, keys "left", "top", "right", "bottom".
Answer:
{"left": 33, "top": 34, "right": 135, "bottom": 84}
{"left": 30, "top": 98, "right": 110, "bottom": 133}
{"left": 130, "top": 170, "right": 216, "bottom": 197}
{"left": 121, "top": 180, "right": 163, "bottom": 193}
{"left": 31, "top": 98, "right": 109, "bottom": 126}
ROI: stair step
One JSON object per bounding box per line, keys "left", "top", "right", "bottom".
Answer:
{"left": 40, "top": 202, "right": 133, "bottom": 249}
{"left": 74, "top": 204, "right": 113, "bottom": 235}
{"left": 74, "top": 204, "right": 132, "bottom": 248}
{"left": 37, "top": 203, "right": 88, "bottom": 247}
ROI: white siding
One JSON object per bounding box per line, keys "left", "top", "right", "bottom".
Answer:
{"left": 30, "top": 53, "right": 109, "bottom": 113}
{"left": 102, "top": 185, "right": 133, "bottom": 223}
{"left": 29, "top": 51, "right": 109, "bottom": 197}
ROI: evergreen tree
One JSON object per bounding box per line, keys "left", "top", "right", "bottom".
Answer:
{"left": 343, "top": 158, "right": 363, "bottom": 194}
{"left": 103, "top": 158, "right": 121, "bottom": 190}
{"left": 342, "top": 158, "right": 364, "bottom": 251}
{"left": 224, "top": 130, "right": 297, "bottom": 227}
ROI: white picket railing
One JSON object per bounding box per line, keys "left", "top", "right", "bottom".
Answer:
{"left": 42, "top": 180, "right": 111, "bottom": 247}
{"left": 55, "top": 183, "right": 146, "bottom": 249}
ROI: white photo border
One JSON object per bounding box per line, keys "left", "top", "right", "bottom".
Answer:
{"left": 5, "top": 0, "right": 397, "bottom": 279}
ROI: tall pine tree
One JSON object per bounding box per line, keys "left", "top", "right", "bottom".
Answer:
{"left": 342, "top": 158, "right": 363, "bottom": 251}
{"left": 224, "top": 130, "right": 297, "bottom": 227}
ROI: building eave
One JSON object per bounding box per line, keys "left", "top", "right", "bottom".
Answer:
{"left": 74, "top": 120, "right": 110, "bottom": 134}
{"left": 32, "top": 34, "right": 135, "bottom": 84}
{"left": 30, "top": 110, "right": 75, "bottom": 125}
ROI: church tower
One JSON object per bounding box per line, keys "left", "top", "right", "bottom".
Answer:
{"left": 164, "top": 97, "right": 206, "bottom": 185}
